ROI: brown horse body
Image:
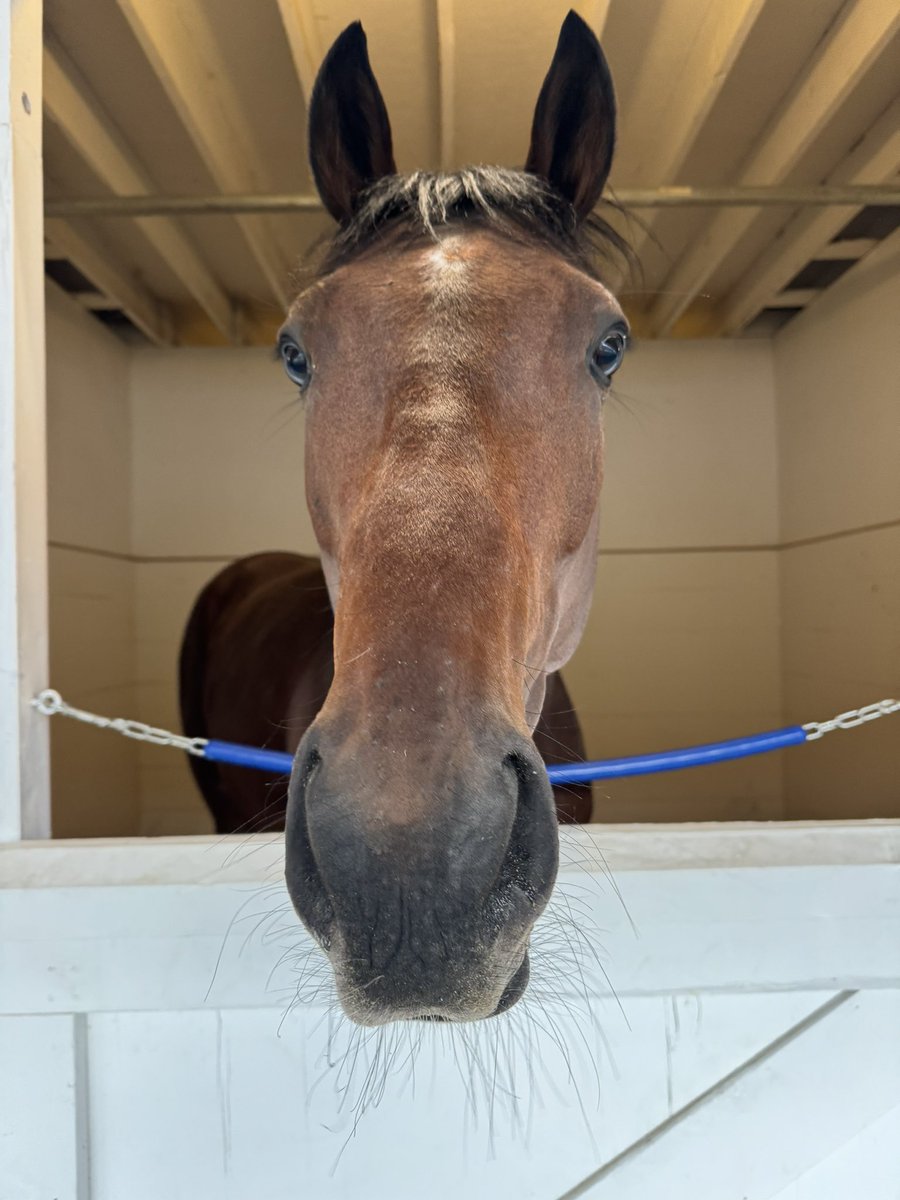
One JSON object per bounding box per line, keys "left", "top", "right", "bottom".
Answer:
{"left": 180, "top": 551, "right": 592, "bottom": 833}
{"left": 180, "top": 12, "right": 628, "bottom": 1025}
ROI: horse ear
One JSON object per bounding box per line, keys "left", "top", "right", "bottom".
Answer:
{"left": 524, "top": 10, "right": 616, "bottom": 222}
{"left": 308, "top": 22, "right": 396, "bottom": 224}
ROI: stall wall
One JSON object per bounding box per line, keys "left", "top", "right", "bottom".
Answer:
{"left": 128, "top": 339, "right": 783, "bottom": 833}
{"left": 774, "top": 231, "right": 900, "bottom": 819}
{"left": 45, "top": 283, "right": 139, "bottom": 835}
{"left": 128, "top": 349, "right": 314, "bottom": 833}
{"left": 567, "top": 339, "right": 783, "bottom": 821}
{"left": 43, "top": 246, "right": 899, "bottom": 833}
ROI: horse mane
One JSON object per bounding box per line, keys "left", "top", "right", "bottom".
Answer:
{"left": 307, "top": 166, "right": 631, "bottom": 282}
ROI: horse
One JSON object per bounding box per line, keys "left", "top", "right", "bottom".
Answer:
{"left": 180, "top": 11, "right": 629, "bottom": 1026}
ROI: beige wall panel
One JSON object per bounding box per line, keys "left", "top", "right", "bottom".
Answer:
{"left": 45, "top": 283, "right": 132, "bottom": 555}
{"left": 48, "top": 548, "right": 138, "bottom": 836}
{"left": 775, "top": 230, "right": 899, "bottom": 818}
{"left": 564, "top": 548, "right": 783, "bottom": 822}
{"left": 602, "top": 339, "right": 778, "bottom": 549}
{"left": 129, "top": 339, "right": 779, "bottom": 559}
{"left": 780, "top": 527, "right": 900, "bottom": 820}
{"left": 775, "top": 232, "right": 900, "bottom": 543}
{"left": 129, "top": 347, "right": 312, "bottom": 558}
{"left": 45, "top": 286, "right": 138, "bottom": 836}
{"left": 133, "top": 560, "right": 223, "bottom": 835}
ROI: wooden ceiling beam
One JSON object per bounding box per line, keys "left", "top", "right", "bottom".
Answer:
{"left": 45, "top": 218, "right": 173, "bottom": 345}
{"left": 44, "top": 184, "right": 900, "bottom": 219}
{"left": 647, "top": 0, "right": 900, "bottom": 337}
{"left": 275, "top": 0, "right": 321, "bottom": 109}
{"left": 813, "top": 237, "right": 878, "bottom": 260}
{"left": 431, "top": 1, "right": 610, "bottom": 173}
{"left": 43, "top": 44, "right": 235, "bottom": 342}
{"left": 573, "top": 1, "right": 613, "bottom": 40}
{"left": 715, "top": 96, "right": 900, "bottom": 335}
{"left": 765, "top": 288, "right": 819, "bottom": 308}
{"left": 114, "top": 0, "right": 291, "bottom": 309}
{"left": 435, "top": 0, "right": 456, "bottom": 170}
{"left": 619, "top": 0, "right": 767, "bottom": 260}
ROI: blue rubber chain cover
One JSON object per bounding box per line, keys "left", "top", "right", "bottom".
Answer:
{"left": 203, "top": 725, "right": 809, "bottom": 784}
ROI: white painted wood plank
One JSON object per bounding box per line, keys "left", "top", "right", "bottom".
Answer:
{"left": 85, "top": 1001, "right": 669, "bottom": 1200}
{"left": 87, "top": 1011, "right": 228, "bottom": 1200}
{"left": 3, "top": 821, "right": 899, "bottom": 888}
{"left": 557, "top": 990, "right": 900, "bottom": 1199}
{"left": 44, "top": 218, "right": 173, "bottom": 346}
{"left": 43, "top": 43, "right": 235, "bottom": 339}
{"left": 615, "top": 0, "right": 765, "bottom": 193}
{"left": 115, "top": 0, "right": 290, "bottom": 308}
{"left": 2, "top": 858, "right": 898, "bottom": 1014}
{"left": 767, "top": 289, "right": 819, "bottom": 308}
{"left": 435, "top": 0, "right": 455, "bottom": 169}
{"left": 0, "top": 0, "right": 51, "bottom": 839}
{"left": 648, "top": 0, "right": 900, "bottom": 335}
{"left": 717, "top": 96, "right": 900, "bottom": 334}
{"left": 814, "top": 238, "right": 878, "bottom": 260}
{"left": 662, "top": 991, "right": 838, "bottom": 1114}
{"left": 769, "top": 1103, "right": 900, "bottom": 1200}
{"left": 78, "top": 994, "right": 896, "bottom": 1200}
{"left": 0, "top": 1013, "right": 88, "bottom": 1200}
{"left": 275, "top": 0, "right": 321, "bottom": 109}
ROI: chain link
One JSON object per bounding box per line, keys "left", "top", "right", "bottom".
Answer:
{"left": 32, "top": 688, "right": 900, "bottom": 758}
{"left": 32, "top": 689, "right": 208, "bottom": 756}
{"left": 802, "top": 698, "right": 900, "bottom": 740}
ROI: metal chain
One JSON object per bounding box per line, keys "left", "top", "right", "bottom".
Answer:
{"left": 802, "top": 697, "right": 900, "bottom": 740}
{"left": 31, "top": 689, "right": 208, "bottom": 757}
{"left": 32, "top": 688, "right": 899, "bottom": 756}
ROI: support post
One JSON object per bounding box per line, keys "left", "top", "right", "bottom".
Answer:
{"left": 0, "top": 0, "right": 51, "bottom": 839}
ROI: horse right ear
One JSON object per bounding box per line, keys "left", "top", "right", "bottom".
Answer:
{"left": 308, "top": 22, "right": 397, "bottom": 224}
{"left": 525, "top": 11, "right": 616, "bottom": 222}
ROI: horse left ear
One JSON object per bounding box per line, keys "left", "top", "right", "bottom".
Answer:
{"left": 308, "top": 22, "right": 397, "bottom": 224}
{"left": 525, "top": 10, "right": 616, "bottom": 222}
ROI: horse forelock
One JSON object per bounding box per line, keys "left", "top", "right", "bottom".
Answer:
{"left": 295, "top": 166, "right": 631, "bottom": 288}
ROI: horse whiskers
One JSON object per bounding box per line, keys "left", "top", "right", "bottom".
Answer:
{"left": 534, "top": 727, "right": 589, "bottom": 761}
{"left": 246, "top": 841, "right": 625, "bottom": 1144}
{"left": 511, "top": 657, "right": 548, "bottom": 675}
{"left": 558, "top": 827, "right": 638, "bottom": 934}
{"left": 273, "top": 904, "right": 622, "bottom": 1159}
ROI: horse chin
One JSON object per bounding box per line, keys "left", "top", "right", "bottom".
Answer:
{"left": 331, "top": 949, "right": 532, "bottom": 1028}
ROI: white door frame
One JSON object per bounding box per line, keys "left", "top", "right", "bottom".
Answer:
{"left": 0, "top": 0, "right": 50, "bottom": 840}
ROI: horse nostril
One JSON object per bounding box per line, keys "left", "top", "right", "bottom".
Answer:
{"left": 297, "top": 745, "right": 322, "bottom": 790}
{"left": 493, "top": 750, "right": 559, "bottom": 909}
{"left": 285, "top": 742, "right": 333, "bottom": 948}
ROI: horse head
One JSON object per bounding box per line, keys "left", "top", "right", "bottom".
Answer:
{"left": 281, "top": 12, "right": 628, "bottom": 1024}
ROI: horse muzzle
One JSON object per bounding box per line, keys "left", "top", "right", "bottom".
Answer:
{"left": 284, "top": 720, "right": 559, "bottom": 1024}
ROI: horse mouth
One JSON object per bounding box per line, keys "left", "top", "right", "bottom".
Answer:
{"left": 332, "top": 950, "right": 532, "bottom": 1027}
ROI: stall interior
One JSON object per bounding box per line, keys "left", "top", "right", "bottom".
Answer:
{"left": 45, "top": 229, "right": 900, "bottom": 835}
{"left": 40, "top": 0, "right": 900, "bottom": 836}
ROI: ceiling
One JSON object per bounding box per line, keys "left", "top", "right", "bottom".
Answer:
{"left": 42, "top": 0, "right": 900, "bottom": 346}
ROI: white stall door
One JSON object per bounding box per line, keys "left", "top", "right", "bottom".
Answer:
{"left": 2, "top": 824, "right": 899, "bottom": 1200}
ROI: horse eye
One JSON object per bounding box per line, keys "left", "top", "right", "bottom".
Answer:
{"left": 589, "top": 328, "right": 628, "bottom": 383}
{"left": 280, "top": 339, "right": 312, "bottom": 390}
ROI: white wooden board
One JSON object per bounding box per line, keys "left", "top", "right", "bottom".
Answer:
{"left": 2, "top": 825, "right": 898, "bottom": 1198}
